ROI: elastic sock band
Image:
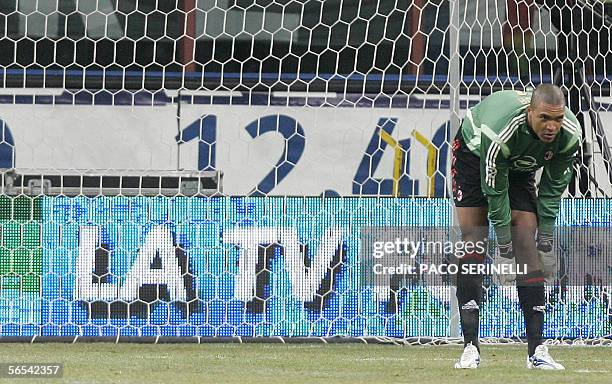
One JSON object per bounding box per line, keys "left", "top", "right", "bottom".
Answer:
{"left": 460, "top": 252, "right": 485, "bottom": 264}
{"left": 517, "top": 270, "right": 545, "bottom": 286}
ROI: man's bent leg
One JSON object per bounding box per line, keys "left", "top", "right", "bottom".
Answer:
{"left": 517, "top": 273, "right": 546, "bottom": 357}
{"left": 455, "top": 207, "right": 488, "bottom": 351}
{"left": 511, "top": 210, "right": 545, "bottom": 357}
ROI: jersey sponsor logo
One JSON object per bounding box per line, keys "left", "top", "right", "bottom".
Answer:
{"left": 511, "top": 156, "right": 538, "bottom": 170}
{"left": 544, "top": 150, "right": 554, "bottom": 161}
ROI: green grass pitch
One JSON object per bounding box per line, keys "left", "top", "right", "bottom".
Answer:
{"left": 0, "top": 343, "right": 610, "bottom": 383}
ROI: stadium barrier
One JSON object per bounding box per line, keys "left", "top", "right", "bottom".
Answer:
{"left": 0, "top": 170, "right": 609, "bottom": 343}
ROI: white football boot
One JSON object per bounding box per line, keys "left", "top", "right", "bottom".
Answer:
{"left": 527, "top": 345, "right": 565, "bottom": 370}
{"left": 454, "top": 342, "right": 480, "bottom": 369}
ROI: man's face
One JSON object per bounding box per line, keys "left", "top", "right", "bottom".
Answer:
{"left": 527, "top": 102, "right": 565, "bottom": 143}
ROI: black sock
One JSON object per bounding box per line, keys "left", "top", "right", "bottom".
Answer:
{"left": 517, "top": 271, "right": 546, "bottom": 357}
{"left": 456, "top": 253, "right": 484, "bottom": 351}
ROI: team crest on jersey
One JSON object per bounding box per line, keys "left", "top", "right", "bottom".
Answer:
{"left": 544, "top": 150, "right": 554, "bottom": 161}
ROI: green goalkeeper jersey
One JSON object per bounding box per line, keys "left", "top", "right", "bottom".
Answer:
{"left": 461, "top": 90, "right": 581, "bottom": 244}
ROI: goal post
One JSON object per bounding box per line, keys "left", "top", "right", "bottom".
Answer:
{"left": 0, "top": 0, "right": 610, "bottom": 343}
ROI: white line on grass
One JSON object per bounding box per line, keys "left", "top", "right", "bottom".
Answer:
{"left": 574, "top": 370, "right": 610, "bottom": 373}
{"left": 355, "top": 357, "right": 413, "bottom": 361}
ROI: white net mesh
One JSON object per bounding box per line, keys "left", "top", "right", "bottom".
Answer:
{"left": 0, "top": 0, "right": 610, "bottom": 342}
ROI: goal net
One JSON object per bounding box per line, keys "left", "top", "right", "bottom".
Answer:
{"left": 0, "top": 0, "right": 610, "bottom": 343}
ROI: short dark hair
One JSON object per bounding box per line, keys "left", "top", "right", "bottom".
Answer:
{"left": 530, "top": 84, "right": 565, "bottom": 108}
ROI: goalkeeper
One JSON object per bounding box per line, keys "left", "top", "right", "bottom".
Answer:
{"left": 451, "top": 84, "right": 580, "bottom": 370}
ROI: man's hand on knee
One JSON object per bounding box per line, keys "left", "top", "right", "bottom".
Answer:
{"left": 495, "top": 241, "right": 516, "bottom": 285}
{"left": 537, "top": 233, "right": 556, "bottom": 283}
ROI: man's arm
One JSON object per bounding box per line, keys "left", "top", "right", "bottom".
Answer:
{"left": 536, "top": 135, "right": 579, "bottom": 282}
{"left": 479, "top": 128, "right": 512, "bottom": 244}
{"left": 537, "top": 146, "right": 578, "bottom": 235}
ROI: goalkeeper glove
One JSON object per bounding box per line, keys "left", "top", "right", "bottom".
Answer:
{"left": 537, "top": 232, "right": 556, "bottom": 283}
{"left": 495, "top": 241, "right": 516, "bottom": 286}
